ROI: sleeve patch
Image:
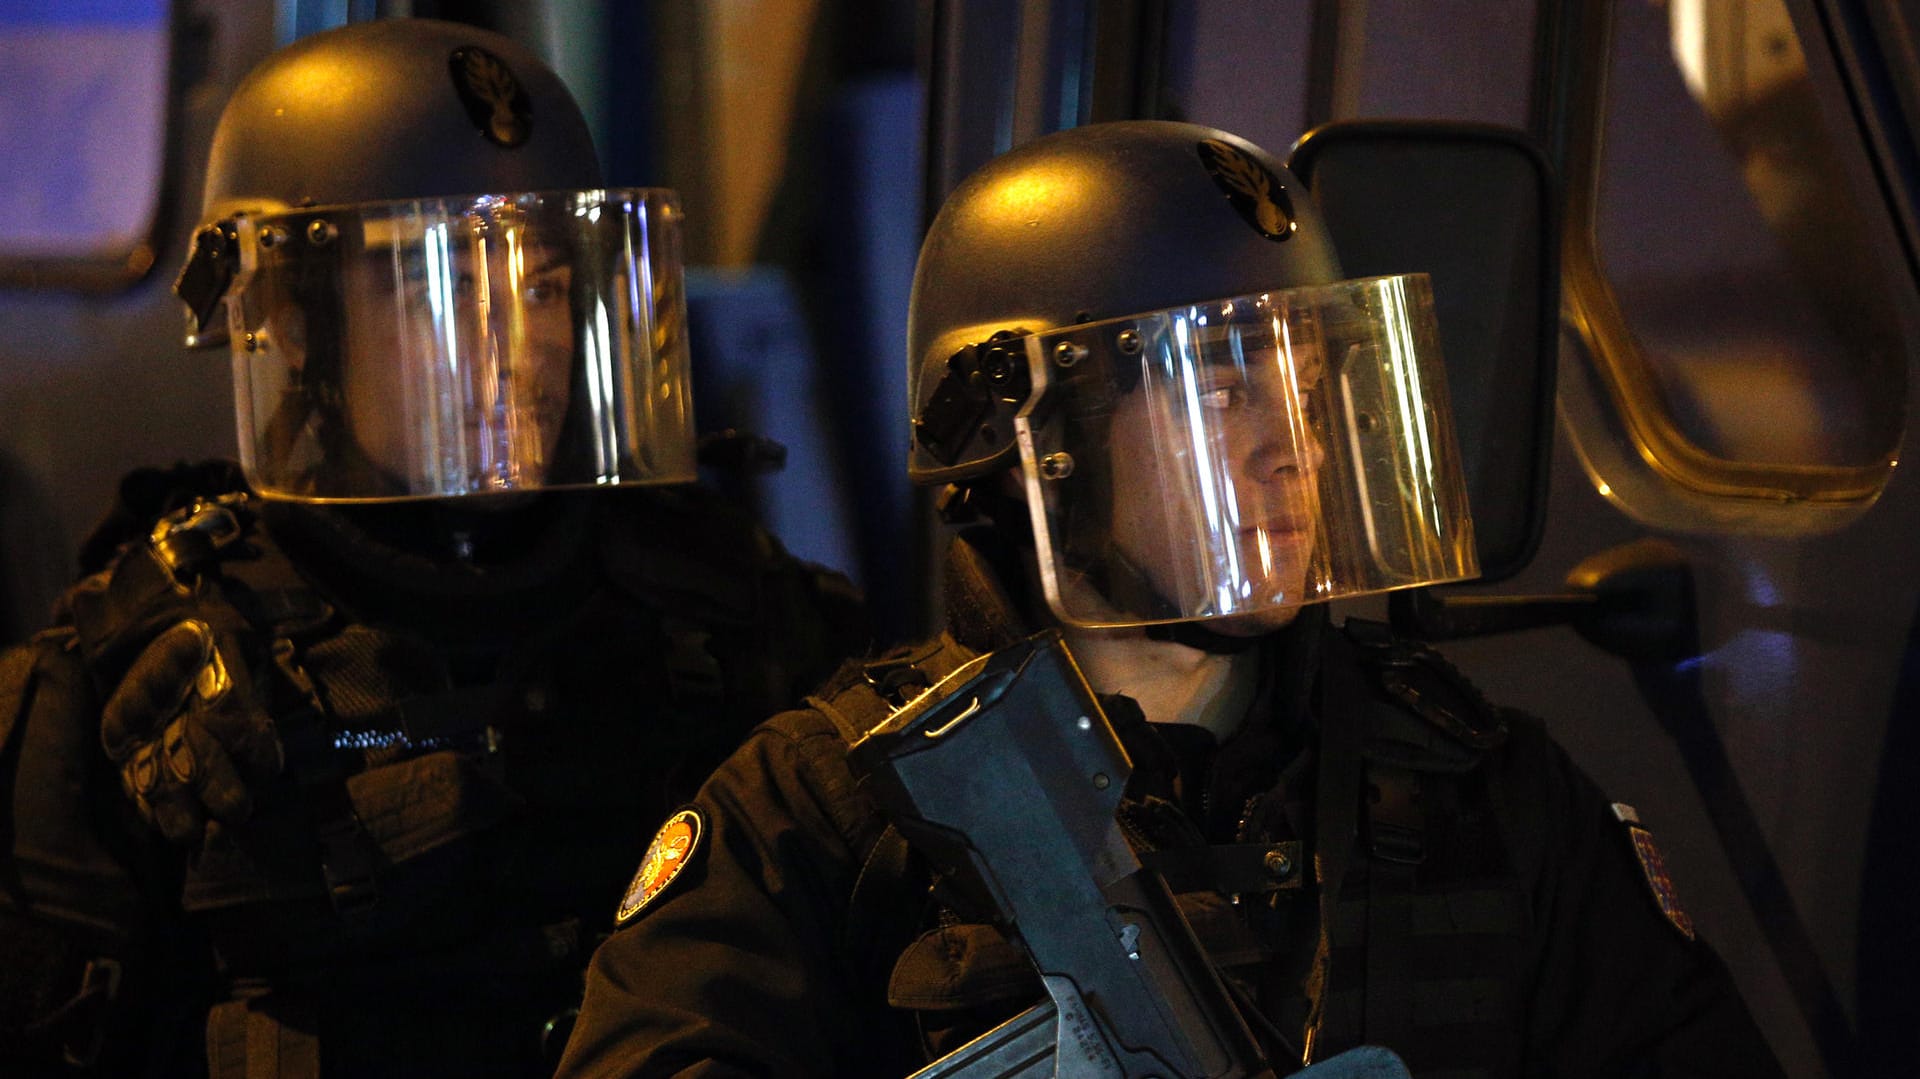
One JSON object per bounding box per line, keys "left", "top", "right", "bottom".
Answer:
{"left": 615, "top": 808, "right": 703, "bottom": 926}
{"left": 1622, "top": 815, "right": 1695, "bottom": 941}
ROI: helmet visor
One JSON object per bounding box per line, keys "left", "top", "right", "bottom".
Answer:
{"left": 223, "top": 189, "right": 695, "bottom": 502}
{"left": 1016, "top": 274, "right": 1477, "bottom": 628}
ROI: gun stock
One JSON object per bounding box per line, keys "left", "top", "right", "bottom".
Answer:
{"left": 853, "top": 630, "right": 1423, "bottom": 1079}
{"left": 851, "top": 629, "right": 1413, "bottom": 1078}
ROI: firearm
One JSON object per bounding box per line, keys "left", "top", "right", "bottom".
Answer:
{"left": 847, "top": 629, "right": 1409, "bottom": 1079}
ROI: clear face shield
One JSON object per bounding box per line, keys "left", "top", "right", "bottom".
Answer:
{"left": 207, "top": 189, "right": 695, "bottom": 502}
{"left": 1015, "top": 274, "right": 1478, "bottom": 630}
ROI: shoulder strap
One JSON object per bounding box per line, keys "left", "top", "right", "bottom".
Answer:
{"left": 1342, "top": 618, "right": 1507, "bottom": 769}
{"left": 1306, "top": 622, "right": 1368, "bottom": 1060}
{"left": 1317, "top": 619, "right": 1529, "bottom": 1064}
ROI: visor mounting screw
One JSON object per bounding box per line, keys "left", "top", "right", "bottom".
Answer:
{"left": 1092, "top": 772, "right": 1110, "bottom": 790}
{"left": 1116, "top": 328, "right": 1142, "bottom": 355}
{"left": 306, "top": 219, "right": 337, "bottom": 246}
{"left": 980, "top": 347, "right": 1013, "bottom": 384}
{"left": 241, "top": 332, "right": 261, "bottom": 353}
{"left": 259, "top": 226, "right": 287, "bottom": 249}
{"left": 1039, "top": 452, "right": 1075, "bottom": 480}
{"left": 1264, "top": 847, "right": 1296, "bottom": 881}
{"left": 1054, "top": 341, "right": 1086, "bottom": 368}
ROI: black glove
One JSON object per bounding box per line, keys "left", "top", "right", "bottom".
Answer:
{"left": 99, "top": 618, "right": 284, "bottom": 844}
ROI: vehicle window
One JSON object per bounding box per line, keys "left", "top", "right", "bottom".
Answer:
{"left": 1163, "top": 0, "right": 1314, "bottom": 160}
{"left": 1579, "top": 0, "right": 1904, "bottom": 497}
{"left": 1355, "top": 0, "right": 1538, "bottom": 128}
{"left": 0, "top": 0, "right": 171, "bottom": 286}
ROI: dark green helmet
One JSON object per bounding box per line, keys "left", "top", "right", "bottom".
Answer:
{"left": 908, "top": 122, "right": 1480, "bottom": 631}
{"left": 906, "top": 120, "right": 1343, "bottom": 485}
{"left": 177, "top": 18, "right": 602, "bottom": 344}
{"left": 201, "top": 17, "right": 598, "bottom": 225}
{"left": 176, "top": 20, "right": 699, "bottom": 504}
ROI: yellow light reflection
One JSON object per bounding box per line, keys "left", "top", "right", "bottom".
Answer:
{"left": 1170, "top": 313, "right": 1247, "bottom": 612}
{"left": 979, "top": 169, "right": 1087, "bottom": 225}
{"left": 1377, "top": 278, "right": 1443, "bottom": 539}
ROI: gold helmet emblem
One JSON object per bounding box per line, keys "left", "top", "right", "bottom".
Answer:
{"left": 449, "top": 45, "right": 532, "bottom": 148}
{"left": 1197, "top": 138, "right": 1297, "bottom": 241}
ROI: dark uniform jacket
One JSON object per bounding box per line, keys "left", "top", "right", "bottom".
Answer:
{"left": 0, "top": 462, "right": 868, "bottom": 1079}
{"left": 557, "top": 599, "right": 1783, "bottom": 1079}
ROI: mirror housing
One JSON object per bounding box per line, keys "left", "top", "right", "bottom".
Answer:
{"left": 1290, "top": 120, "right": 1560, "bottom": 583}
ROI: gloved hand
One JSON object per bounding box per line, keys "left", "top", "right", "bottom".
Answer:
{"left": 100, "top": 618, "right": 285, "bottom": 844}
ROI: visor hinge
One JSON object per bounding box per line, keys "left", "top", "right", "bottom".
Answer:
{"left": 913, "top": 329, "right": 1031, "bottom": 467}
{"left": 174, "top": 221, "right": 242, "bottom": 336}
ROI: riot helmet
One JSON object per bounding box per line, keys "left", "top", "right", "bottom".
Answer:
{"left": 175, "top": 18, "right": 696, "bottom": 503}
{"left": 908, "top": 121, "right": 1478, "bottom": 630}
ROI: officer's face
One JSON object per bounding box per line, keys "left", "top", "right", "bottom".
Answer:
{"left": 338, "top": 237, "right": 575, "bottom": 489}
{"left": 1107, "top": 344, "right": 1326, "bottom": 635}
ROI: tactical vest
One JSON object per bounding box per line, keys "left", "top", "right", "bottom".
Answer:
{"left": 809, "top": 617, "right": 1536, "bottom": 1077}
{"left": 5, "top": 464, "right": 866, "bottom": 1079}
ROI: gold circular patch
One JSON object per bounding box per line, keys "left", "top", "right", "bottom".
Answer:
{"left": 616, "top": 809, "right": 703, "bottom": 925}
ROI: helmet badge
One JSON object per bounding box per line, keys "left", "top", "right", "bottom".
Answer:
{"left": 449, "top": 46, "right": 532, "bottom": 148}
{"left": 1197, "top": 138, "right": 1296, "bottom": 241}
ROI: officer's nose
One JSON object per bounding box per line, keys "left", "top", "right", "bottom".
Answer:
{"left": 1240, "top": 421, "right": 1323, "bottom": 487}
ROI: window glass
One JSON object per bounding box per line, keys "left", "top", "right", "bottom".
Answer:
{"left": 1592, "top": 0, "right": 1904, "bottom": 473}
{"left": 0, "top": 0, "right": 170, "bottom": 272}
{"left": 1162, "top": 0, "right": 1313, "bottom": 159}
{"left": 1356, "top": 0, "right": 1538, "bottom": 128}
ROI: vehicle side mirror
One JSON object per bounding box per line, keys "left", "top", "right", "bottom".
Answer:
{"left": 1290, "top": 120, "right": 1560, "bottom": 583}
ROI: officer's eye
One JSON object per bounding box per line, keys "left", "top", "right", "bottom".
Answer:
{"left": 523, "top": 270, "right": 568, "bottom": 305}
{"left": 1196, "top": 381, "right": 1248, "bottom": 411}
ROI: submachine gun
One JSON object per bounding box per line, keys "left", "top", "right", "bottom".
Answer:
{"left": 847, "top": 630, "right": 1409, "bottom": 1079}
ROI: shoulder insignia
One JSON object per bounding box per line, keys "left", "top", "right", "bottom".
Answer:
{"left": 1612, "top": 803, "right": 1695, "bottom": 940}
{"left": 615, "top": 808, "right": 703, "bottom": 926}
